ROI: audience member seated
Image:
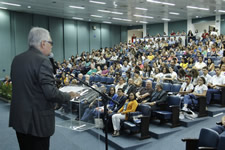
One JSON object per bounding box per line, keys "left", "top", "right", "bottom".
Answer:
{"left": 181, "top": 77, "right": 208, "bottom": 112}
{"left": 123, "top": 78, "right": 137, "bottom": 96}
{"left": 111, "top": 92, "right": 138, "bottom": 137}
{"left": 115, "top": 77, "right": 126, "bottom": 93}
{"left": 207, "top": 66, "right": 225, "bottom": 104}
{"left": 194, "top": 56, "right": 207, "bottom": 70}
{"left": 179, "top": 75, "right": 194, "bottom": 96}
{"left": 101, "top": 65, "right": 109, "bottom": 77}
{"left": 133, "top": 71, "right": 142, "bottom": 87}
{"left": 136, "top": 80, "right": 154, "bottom": 103}
{"left": 86, "top": 64, "right": 97, "bottom": 75}
{"left": 142, "top": 83, "right": 167, "bottom": 112}
{"left": 201, "top": 67, "right": 212, "bottom": 85}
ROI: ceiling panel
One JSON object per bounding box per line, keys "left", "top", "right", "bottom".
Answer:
{"left": 0, "top": 0, "right": 225, "bottom": 26}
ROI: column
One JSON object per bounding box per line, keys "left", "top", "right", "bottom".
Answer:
{"left": 215, "top": 15, "right": 221, "bottom": 35}
{"left": 143, "top": 24, "right": 147, "bottom": 37}
{"left": 164, "top": 22, "right": 168, "bottom": 35}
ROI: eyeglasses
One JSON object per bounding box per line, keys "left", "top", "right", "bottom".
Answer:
{"left": 45, "top": 41, "right": 53, "bottom": 46}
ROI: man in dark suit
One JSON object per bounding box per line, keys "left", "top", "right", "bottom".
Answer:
{"left": 123, "top": 78, "right": 137, "bottom": 96}
{"left": 9, "top": 27, "right": 78, "bottom": 150}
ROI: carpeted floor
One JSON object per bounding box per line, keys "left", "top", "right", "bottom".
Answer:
{"left": 0, "top": 100, "right": 223, "bottom": 150}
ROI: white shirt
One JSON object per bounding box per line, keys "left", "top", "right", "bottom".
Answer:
{"left": 97, "top": 58, "right": 106, "bottom": 64}
{"left": 194, "top": 62, "right": 207, "bottom": 70}
{"left": 181, "top": 82, "right": 194, "bottom": 92}
{"left": 221, "top": 71, "right": 225, "bottom": 76}
{"left": 201, "top": 74, "right": 212, "bottom": 84}
{"left": 110, "top": 55, "right": 118, "bottom": 61}
{"left": 194, "top": 84, "right": 208, "bottom": 94}
{"left": 210, "top": 74, "right": 225, "bottom": 86}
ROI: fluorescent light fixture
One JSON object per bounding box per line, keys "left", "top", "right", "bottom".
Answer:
{"left": 98, "top": 9, "right": 110, "bottom": 13}
{"left": 112, "top": 17, "right": 132, "bottom": 22}
{"left": 69, "top": 5, "right": 85, "bottom": 9}
{"left": 72, "top": 17, "right": 84, "bottom": 20}
{"left": 91, "top": 15, "right": 102, "bottom": 18}
{"left": 147, "top": 0, "right": 161, "bottom": 4}
{"left": 196, "top": 16, "right": 199, "bottom": 18}
{"left": 133, "top": 14, "right": 154, "bottom": 19}
{"left": 111, "top": 11, "right": 123, "bottom": 15}
{"left": 0, "top": 2, "right": 21, "bottom": 6}
{"left": 169, "top": 12, "right": 179, "bottom": 15}
{"left": 139, "top": 21, "right": 148, "bottom": 24}
{"left": 135, "top": 7, "right": 148, "bottom": 11}
{"left": 162, "top": 18, "right": 171, "bottom": 21}
{"left": 218, "top": 10, "right": 225, "bottom": 13}
{"left": 103, "top": 21, "right": 112, "bottom": 24}
{"left": 186, "top": 6, "right": 209, "bottom": 11}
{"left": 98, "top": 10, "right": 123, "bottom": 15}
{"left": 146, "top": 0, "right": 175, "bottom": 6}
{"left": 0, "top": 6, "right": 7, "bottom": 9}
{"left": 27, "top": 6, "right": 31, "bottom": 9}
{"left": 89, "top": 0, "right": 106, "bottom": 5}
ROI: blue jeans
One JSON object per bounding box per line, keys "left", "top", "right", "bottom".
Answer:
{"left": 206, "top": 88, "right": 221, "bottom": 104}
{"left": 183, "top": 94, "right": 198, "bottom": 105}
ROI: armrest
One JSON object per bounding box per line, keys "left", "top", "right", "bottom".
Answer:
{"left": 216, "top": 121, "right": 222, "bottom": 126}
{"left": 169, "top": 105, "right": 179, "bottom": 108}
{"left": 182, "top": 138, "right": 199, "bottom": 142}
{"left": 198, "top": 147, "right": 217, "bottom": 150}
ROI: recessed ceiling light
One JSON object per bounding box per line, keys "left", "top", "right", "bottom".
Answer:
{"left": 0, "top": 6, "right": 7, "bottom": 9}
{"left": 91, "top": 15, "right": 102, "bottom": 18}
{"left": 72, "top": 17, "right": 84, "bottom": 20}
{"left": 27, "top": 6, "right": 31, "bottom": 9}
{"left": 169, "top": 12, "right": 179, "bottom": 15}
{"left": 0, "top": 2, "right": 21, "bottom": 7}
{"left": 97, "top": 10, "right": 123, "bottom": 15}
{"left": 187, "top": 6, "right": 209, "bottom": 11}
{"left": 112, "top": 17, "right": 132, "bottom": 22}
{"left": 196, "top": 16, "right": 199, "bottom": 18}
{"left": 162, "top": 18, "right": 171, "bottom": 21}
{"left": 133, "top": 14, "right": 154, "bottom": 19}
{"left": 146, "top": 0, "right": 175, "bottom": 6}
{"left": 135, "top": 7, "right": 148, "bottom": 11}
{"left": 103, "top": 21, "right": 112, "bottom": 24}
{"left": 69, "top": 5, "right": 85, "bottom": 9}
{"left": 89, "top": 0, "right": 106, "bottom": 5}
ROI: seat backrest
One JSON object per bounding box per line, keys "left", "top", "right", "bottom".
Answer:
{"left": 171, "top": 84, "right": 181, "bottom": 93}
{"left": 152, "top": 82, "right": 156, "bottom": 89}
{"left": 198, "top": 128, "right": 219, "bottom": 148}
{"left": 167, "top": 95, "right": 181, "bottom": 106}
{"left": 163, "top": 83, "right": 172, "bottom": 92}
{"left": 136, "top": 104, "right": 151, "bottom": 117}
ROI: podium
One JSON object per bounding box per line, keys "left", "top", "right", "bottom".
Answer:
{"left": 55, "top": 85, "right": 103, "bottom": 148}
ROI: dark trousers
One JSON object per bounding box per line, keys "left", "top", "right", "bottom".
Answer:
{"left": 16, "top": 132, "right": 50, "bottom": 150}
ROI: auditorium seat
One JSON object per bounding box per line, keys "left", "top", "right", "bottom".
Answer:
{"left": 182, "top": 128, "right": 220, "bottom": 150}
{"left": 106, "top": 77, "right": 114, "bottom": 84}
{"left": 123, "top": 104, "right": 151, "bottom": 139}
{"left": 154, "top": 95, "right": 181, "bottom": 127}
{"left": 171, "top": 84, "right": 181, "bottom": 93}
{"left": 152, "top": 81, "right": 156, "bottom": 89}
{"left": 94, "top": 75, "right": 101, "bottom": 82}
{"left": 100, "top": 76, "right": 107, "bottom": 84}
{"left": 162, "top": 83, "right": 172, "bottom": 92}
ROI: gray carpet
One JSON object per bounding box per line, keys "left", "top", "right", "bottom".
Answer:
{"left": 0, "top": 100, "right": 223, "bottom": 150}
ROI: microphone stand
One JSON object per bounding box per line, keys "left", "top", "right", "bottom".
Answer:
{"left": 75, "top": 77, "right": 119, "bottom": 150}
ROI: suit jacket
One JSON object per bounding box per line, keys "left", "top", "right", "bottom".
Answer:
{"left": 123, "top": 84, "right": 137, "bottom": 95}
{"left": 9, "top": 47, "right": 71, "bottom": 137}
{"left": 148, "top": 90, "right": 167, "bottom": 105}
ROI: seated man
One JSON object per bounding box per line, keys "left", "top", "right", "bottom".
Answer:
{"left": 136, "top": 80, "right": 154, "bottom": 103}
{"left": 207, "top": 66, "right": 225, "bottom": 104}
{"left": 123, "top": 78, "right": 137, "bottom": 97}
{"left": 142, "top": 83, "right": 167, "bottom": 111}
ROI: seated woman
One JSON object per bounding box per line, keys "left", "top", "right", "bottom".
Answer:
{"left": 181, "top": 77, "right": 208, "bottom": 111}
{"left": 111, "top": 92, "right": 138, "bottom": 137}
{"left": 179, "top": 75, "right": 194, "bottom": 96}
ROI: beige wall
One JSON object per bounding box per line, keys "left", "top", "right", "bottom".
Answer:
{"left": 127, "top": 30, "right": 143, "bottom": 42}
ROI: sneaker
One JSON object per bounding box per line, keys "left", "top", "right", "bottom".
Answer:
{"left": 181, "top": 107, "right": 188, "bottom": 112}
{"left": 179, "top": 112, "right": 185, "bottom": 120}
